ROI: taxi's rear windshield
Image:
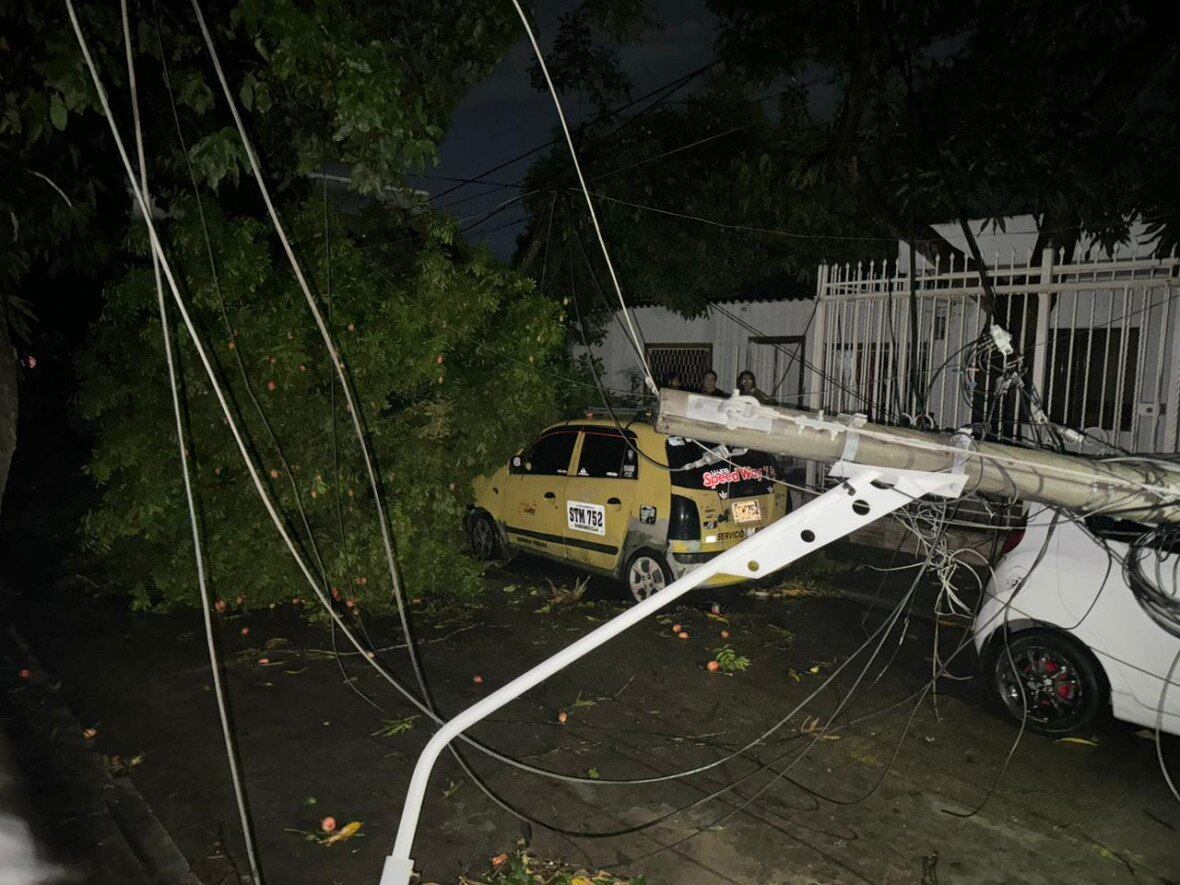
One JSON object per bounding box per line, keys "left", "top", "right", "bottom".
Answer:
{"left": 665, "top": 438, "right": 779, "bottom": 498}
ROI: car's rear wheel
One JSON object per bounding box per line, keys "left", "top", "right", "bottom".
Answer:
{"left": 987, "top": 629, "right": 1106, "bottom": 737}
{"left": 624, "top": 549, "right": 672, "bottom": 603}
{"left": 467, "top": 511, "right": 502, "bottom": 561}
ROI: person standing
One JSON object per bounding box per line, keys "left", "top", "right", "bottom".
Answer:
{"left": 699, "top": 369, "right": 728, "bottom": 398}
{"left": 736, "top": 370, "right": 772, "bottom": 404}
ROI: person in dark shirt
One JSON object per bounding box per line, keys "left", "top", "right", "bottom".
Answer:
{"left": 736, "top": 370, "right": 772, "bottom": 404}
{"left": 662, "top": 371, "right": 683, "bottom": 390}
{"left": 699, "top": 369, "right": 728, "bottom": 398}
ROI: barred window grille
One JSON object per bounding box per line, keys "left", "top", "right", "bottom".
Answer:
{"left": 645, "top": 344, "right": 713, "bottom": 390}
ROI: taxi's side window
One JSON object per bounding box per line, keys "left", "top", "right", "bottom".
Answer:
{"left": 575, "top": 431, "right": 638, "bottom": 479}
{"left": 512, "top": 431, "right": 577, "bottom": 476}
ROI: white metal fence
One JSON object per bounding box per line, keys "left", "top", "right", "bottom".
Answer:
{"left": 809, "top": 247, "right": 1180, "bottom": 454}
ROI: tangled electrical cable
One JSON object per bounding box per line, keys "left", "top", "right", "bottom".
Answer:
{"left": 86, "top": 2, "right": 1024, "bottom": 856}
{"left": 1125, "top": 525, "right": 1180, "bottom": 638}
{"left": 71, "top": 5, "right": 1180, "bottom": 881}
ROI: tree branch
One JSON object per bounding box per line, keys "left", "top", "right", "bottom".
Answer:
{"left": 1033, "top": 3, "right": 1180, "bottom": 257}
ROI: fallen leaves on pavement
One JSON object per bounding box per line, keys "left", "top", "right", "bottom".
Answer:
{"left": 283, "top": 820, "right": 364, "bottom": 846}
{"left": 1055, "top": 736, "right": 1098, "bottom": 747}
{"left": 371, "top": 715, "right": 418, "bottom": 738}
{"left": 460, "top": 845, "right": 646, "bottom": 884}
{"left": 799, "top": 716, "right": 841, "bottom": 741}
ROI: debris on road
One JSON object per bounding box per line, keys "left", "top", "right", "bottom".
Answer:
{"left": 462, "top": 846, "right": 645, "bottom": 884}
{"left": 322, "top": 820, "right": 362, "bottom": 846}
{"left": 1055, "top": 736, "right": 1099, "bottom": 747}
{"left": 371, "top": 716, "right": 417, "bottom": 738}
{"left": 712, "top": 646, "right": 750, "bottom": 674}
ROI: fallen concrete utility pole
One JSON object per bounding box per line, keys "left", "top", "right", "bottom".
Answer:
{"left": 657, "top": 389, "right": 1180, "bottom": 524}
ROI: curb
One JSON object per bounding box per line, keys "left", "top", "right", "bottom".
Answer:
{"left": 3, "top": 626, "right": 202, "bottom": 884}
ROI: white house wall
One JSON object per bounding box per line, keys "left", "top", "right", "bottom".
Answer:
{"left": 580, "top": 299, "right": 818, "bottom": 401}
{"left": 897, "top": 215, "right": 1160, "bottom": 268}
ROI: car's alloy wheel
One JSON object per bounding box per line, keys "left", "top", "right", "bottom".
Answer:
{"left": 626, "top": 551, "right": 669, "bottom": 603}
{"left": 468, "top": 513, "right": 499, "bottom": 560}
{"left": 989, "top": 630, "right": 1105, "bottom": 737}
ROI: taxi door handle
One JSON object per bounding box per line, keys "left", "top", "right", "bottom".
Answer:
{"left": 543, "top": 492, "right": 556, "bottom": 501}
{"left": 606, "top": 497, "right": 622, "bottom": 509}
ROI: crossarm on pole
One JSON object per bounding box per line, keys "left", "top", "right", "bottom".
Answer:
{"left": 379, "top": 464, "right": 964, "bottom": 884}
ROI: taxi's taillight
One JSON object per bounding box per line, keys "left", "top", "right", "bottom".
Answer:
{"left": 669, "top": 495, "right": 700, "bottom": 540}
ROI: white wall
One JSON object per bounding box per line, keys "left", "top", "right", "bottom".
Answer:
{"left": 580, "top": 298, "right": 818, "bottom": 402}
{"left": 897, "top": 215, "right": 1161, "bottom": 269}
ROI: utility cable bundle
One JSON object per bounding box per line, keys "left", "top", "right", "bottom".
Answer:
{"left": 66, "top": 2, "right": 1180, "bottom": 880}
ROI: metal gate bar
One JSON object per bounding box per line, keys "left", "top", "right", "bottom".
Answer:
{"left": 811, "top": 247, "right": 1180, "bottom": 454}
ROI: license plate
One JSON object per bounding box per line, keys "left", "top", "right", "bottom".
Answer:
{"left": 731, "top": 500, "right": 761, "bottom": 524}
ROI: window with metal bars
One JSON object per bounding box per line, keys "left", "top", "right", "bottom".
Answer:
{"left": 1047, "top": 327, "right": 1140, "bottom": 432}
{"left": 645, "top": 343, "right": 713, "bottom": 390}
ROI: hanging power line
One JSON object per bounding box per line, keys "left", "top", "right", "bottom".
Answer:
{"left": 119, "top": 2, "right": 261, "bottom": 880}
{"left": 431, "top": 58, "right": 725, "bottom": 207}
{"left": 510, "top": 0, "right": 656, "bottom": 394}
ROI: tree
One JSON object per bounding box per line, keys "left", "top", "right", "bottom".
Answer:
{"left": 511, "top": 0, "right": 1180, "bottom": 323}
{"left": 517, "top": 82, "right": 877, "bottom": 318}
{"left": 80, "top": 202, "right": 566, "bottom": 611}
{"left": 3, "top": 0, "right": 573, "bottom": 610}
{"left": 710, "top": 0, "right": 1180, "bottom": 262}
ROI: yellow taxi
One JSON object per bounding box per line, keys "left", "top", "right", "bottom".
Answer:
{"left": 466, "top": 414, "right": 791, "bottom": 601}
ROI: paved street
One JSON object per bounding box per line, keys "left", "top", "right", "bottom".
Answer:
{"left": 5, "top": 544, "right": 1178, "bottom": 884}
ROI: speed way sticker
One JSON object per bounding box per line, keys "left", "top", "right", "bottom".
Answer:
{"left": 567, "top": 500, "right": 606, "bottom": 536}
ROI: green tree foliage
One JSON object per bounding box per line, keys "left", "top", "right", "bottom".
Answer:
{"left": 79, "top": 202, "right": 566, "bottom": 611}
{"left": 526, "top": 0, "right": 659, "bottom": 111}
{"left": 514, "top": 0, "right": 1180, "bottom": 322}
{"left": 3, "top": 0, "right": 573, "bottom": 610}
{"left": 710, "top": 0, "right": 1180, "bottom": 260}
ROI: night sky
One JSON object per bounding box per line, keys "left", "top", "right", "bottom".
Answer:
{"left": 408, "top": 0, "right": 717, "bottom": 259}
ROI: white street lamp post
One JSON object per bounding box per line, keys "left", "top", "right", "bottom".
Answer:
{"left": 379, "top": 461, "right": 966, "bottom": 884}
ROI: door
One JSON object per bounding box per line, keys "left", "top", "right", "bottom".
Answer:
{"left": 747, "top": 336, "right": 806, "bottom": 407}
{"left": 562, "top": 429, "right": 641, "bottom": 572}
{"left": 502, "top": 428, "right": 578, "bottom": 559}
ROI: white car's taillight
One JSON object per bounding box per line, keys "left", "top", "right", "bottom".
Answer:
{"left": 1000, "top": 526, "right": 1025, "bottom": 555}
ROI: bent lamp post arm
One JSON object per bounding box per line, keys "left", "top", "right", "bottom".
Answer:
{"left": 380, "top": 462, "right": 966, "bottom": 884}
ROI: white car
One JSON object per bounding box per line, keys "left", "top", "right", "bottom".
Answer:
{"left": 975, "top": 505, "right": 1180, "bottom": 737}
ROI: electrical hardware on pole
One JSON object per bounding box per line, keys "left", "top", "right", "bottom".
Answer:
{"left": 657, "top": 390, "right": 1180, "bottom": 524}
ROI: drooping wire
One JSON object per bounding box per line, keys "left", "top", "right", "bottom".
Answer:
{"left": 942, "top": 509, "right": 1062, "bottom": 819}
{"left": 185, "top": 0, "right": 672, "bottom": 831}
{"left": 509, "top": 0, "right": 657, "bottom": 395}
{"left": 431, "top": 58, "right": 724, "bottom": 207}
{"left": 172, "top": 3, "right": 903, "bottom": 811}
{"left": 77, "top": 5, "right": 1180, "bottom": 861}
{"left": 116, "top": 2, "right": 263, "bottom": 879}
{"left": 152, "top": 4, "right": 334, "bottom": 595}
{"left": 1156, "top": 649, "right": 1180, "bottom": 802}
